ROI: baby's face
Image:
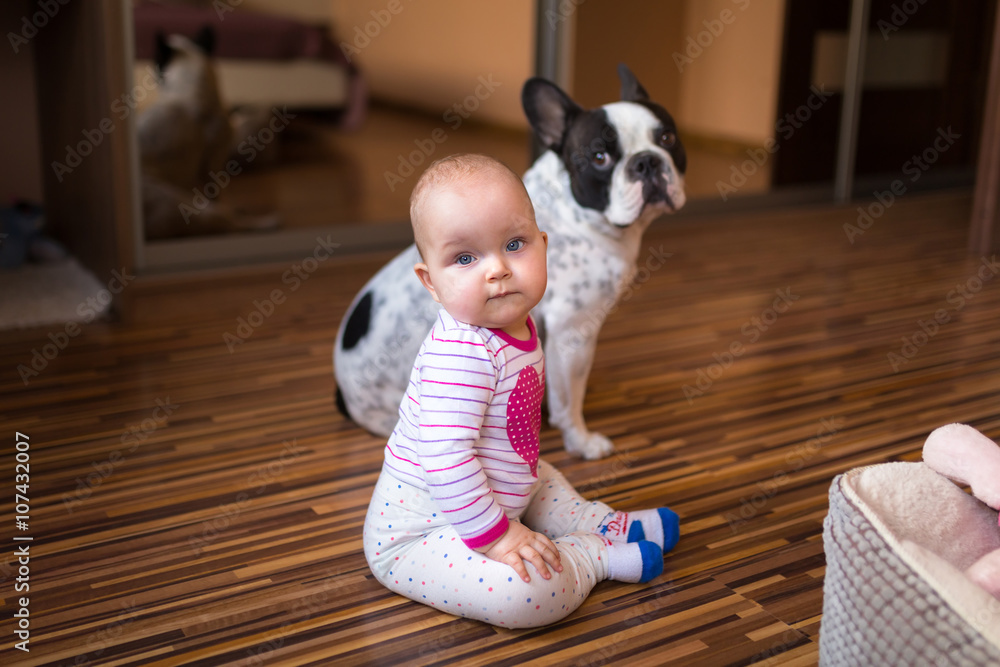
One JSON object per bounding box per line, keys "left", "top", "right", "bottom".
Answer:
{"left": 414, "top": 175, "right": 547, "bottom": 338}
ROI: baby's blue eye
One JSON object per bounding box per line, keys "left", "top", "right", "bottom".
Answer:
{"left": 456, "top": 254, "right": 473, "bottom": 265}
{"left": 506, "top": 239, "right": 524, "bottom": 252}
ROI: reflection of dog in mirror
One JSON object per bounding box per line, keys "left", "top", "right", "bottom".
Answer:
{"left": 138, "top": 27, "right": 277, "bottom": 240}
{"left": 334, "top": 64, "right": 686, "bottom": 459}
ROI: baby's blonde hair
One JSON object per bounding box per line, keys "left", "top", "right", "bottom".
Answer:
{"left": 410, "top": 154, "right": 527, "bottom": 258}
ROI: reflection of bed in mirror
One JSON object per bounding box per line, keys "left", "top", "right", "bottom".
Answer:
{"left": 132, "top": 1, "right": 365, "bottom": 118}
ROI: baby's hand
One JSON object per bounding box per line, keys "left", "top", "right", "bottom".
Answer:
{"left": 479, "top": 521, "right": 563, "bottom": 583}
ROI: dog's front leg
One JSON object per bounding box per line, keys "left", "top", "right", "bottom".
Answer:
{"left": 543, "top": 317, "right": 614, "bottom": 459}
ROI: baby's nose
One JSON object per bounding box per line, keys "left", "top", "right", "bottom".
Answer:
{"left": 486, "top": 256, "right": 512, "bottom": 280}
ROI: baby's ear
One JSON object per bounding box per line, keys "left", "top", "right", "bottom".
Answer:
{"left": 414, "top": 263, "right": 441, "bottom": 303}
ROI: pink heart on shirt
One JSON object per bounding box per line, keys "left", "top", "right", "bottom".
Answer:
{"left": 507, "top": 366, "right": 543, "bottom": 476}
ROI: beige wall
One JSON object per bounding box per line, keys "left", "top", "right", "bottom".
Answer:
{"left": 676, "top": 0, "right": 786, "bottom": 146}
{"left": 329, "top": 1, "right": 535, "bottom": 129}
{"left": 572, "top": 0, "right": 687, "bottom": 116}
{"left": 572, "top": 0, "right": 785, "bottom": 148}
{"left": 233, "top": 0, "right": 786, "bottom": 144}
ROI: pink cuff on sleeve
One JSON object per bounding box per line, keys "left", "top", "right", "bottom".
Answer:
{"left": 461, "top": 513, "right": 509, "bottom": 550}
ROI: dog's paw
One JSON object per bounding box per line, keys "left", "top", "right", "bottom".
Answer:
{"left": 564, "top": 430, "right": 615, "bottom": 460}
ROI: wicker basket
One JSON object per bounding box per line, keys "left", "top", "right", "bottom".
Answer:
{"left": 821, "top": 462, "right": 1000, "bottom": 666}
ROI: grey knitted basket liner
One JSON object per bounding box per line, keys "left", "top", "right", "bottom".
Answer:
{"left": 820, "top": 469, "right": 1000, "bottom": 666}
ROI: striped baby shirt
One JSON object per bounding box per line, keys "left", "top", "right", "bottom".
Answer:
{"left": 383, "top": 309, "right": 546, "bottom": 549}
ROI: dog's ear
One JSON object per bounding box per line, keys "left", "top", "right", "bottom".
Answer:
{"left": 193, "top": 25, "right": 216, "bottom": 56}
{"left": 522, "top": 77, "right": 581, "bottom": 151}
{"left": 618, "top": 64, "right": 650, "bottom": 102}
{"left": 154, "top": 31, "right": 173, "bottom": 77}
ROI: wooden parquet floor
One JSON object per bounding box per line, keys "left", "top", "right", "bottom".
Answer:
{"left": 2, "top": 189, "right": 999, "bottom": 666}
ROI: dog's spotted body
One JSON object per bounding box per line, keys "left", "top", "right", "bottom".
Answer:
{"left": 335, "top": 65, "right": 686, "bottom": 459}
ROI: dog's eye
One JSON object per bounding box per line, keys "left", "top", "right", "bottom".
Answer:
{"left": 591, "top": 151, "right": 611, "bottom": 169}
{"left": 658, "top": 131, "right": 677, "bottom": 149}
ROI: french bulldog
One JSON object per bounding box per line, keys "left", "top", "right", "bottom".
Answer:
{"left": 334, "top": 64, "right": 686, "bottom": 459}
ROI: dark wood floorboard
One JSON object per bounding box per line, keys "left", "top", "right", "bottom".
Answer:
{"left": 2, "top": 189, "right": 998, "bottom": 666}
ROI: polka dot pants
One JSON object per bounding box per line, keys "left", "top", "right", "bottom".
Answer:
{"left": 363, "top": 459, "right": 616, "bottom": 628}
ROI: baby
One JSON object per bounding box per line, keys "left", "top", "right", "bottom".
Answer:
{"left": 362, "top": 153, "right": 679, "bottom": 628}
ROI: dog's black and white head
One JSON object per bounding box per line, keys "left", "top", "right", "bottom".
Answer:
{"left": 522, "top": 64, "right": 686, "bottom": 227}
{"left": 152, "top": 26, "right": 222, "bottom": 104}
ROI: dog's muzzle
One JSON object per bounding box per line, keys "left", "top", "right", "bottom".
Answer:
{"left": 627, "top": 151, "right": 663, "bottom": 181}
{"left": 627, "top": 150, "right": 675, "bottom": 210}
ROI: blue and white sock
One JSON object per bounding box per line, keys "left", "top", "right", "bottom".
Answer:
{"left": 597, "top": 508, "right": 680, "bottom": 553}
{"left": 604, "top": 540, "right": 663, "bottom": 583}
